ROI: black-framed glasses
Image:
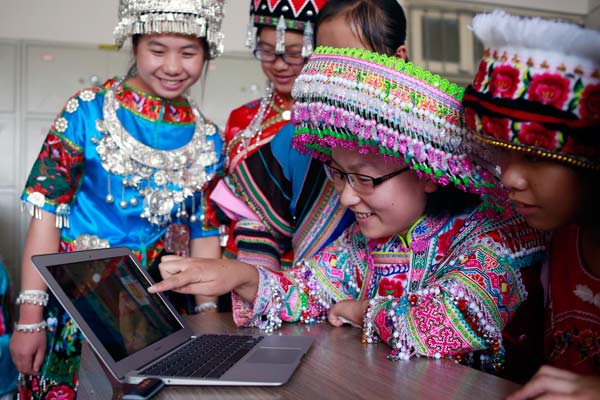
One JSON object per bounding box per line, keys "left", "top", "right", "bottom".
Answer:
{"left": 253, "top": 48, "right": 306, "bottom": 66}
{"left": 323, "top": 164, "right": 411, "bottom": 194}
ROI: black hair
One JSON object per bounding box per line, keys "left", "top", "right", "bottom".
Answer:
{"left": 578, "top": 167, "right": 600, "bottom": 229}
{"left": 315, "top": 0, "right": 407, "bottom": 56}
{"left": 425, "top": 185, "right": 482, "bottom": 218}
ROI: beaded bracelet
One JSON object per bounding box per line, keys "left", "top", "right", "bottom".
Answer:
{"left": 15, "top": 290, "right": 49, "bottom": 307}
{"left": 14, "top": 320, "right": 48, "bottom": 333}
{"left": 260, "top": 278, "right": 283, "bottom": 334}
{"left": 194, "top": 301, "right": 218, "bottom": 314}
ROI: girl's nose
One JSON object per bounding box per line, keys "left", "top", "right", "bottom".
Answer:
{"left": 500, "top": 157, "right": 529, "bottom": 191}
{"left": 337, "top": 180, "right": 361, "bottom": 208}
{"left": 163, "top": 53, "right": 183, "bottom": 75}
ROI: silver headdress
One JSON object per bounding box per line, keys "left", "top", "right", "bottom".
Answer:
{"left": 114, "top": 0, "right": 226, "bottom": 59}
{"left": 246, "top": 0, "right": 325, "bottom": 58}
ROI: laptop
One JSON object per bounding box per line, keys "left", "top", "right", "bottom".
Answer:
{"left": 31, "top": 247, "right": 312, "bottom": 386}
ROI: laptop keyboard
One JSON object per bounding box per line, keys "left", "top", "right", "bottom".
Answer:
{"left": 142, "top": 334, "right": 264, "bottom": 379}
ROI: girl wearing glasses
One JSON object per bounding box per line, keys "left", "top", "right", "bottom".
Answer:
{"left": 210, "top": 0, "right": 411, "bottom": 315}
{"left": 150, "top": 47, "right": 546, "bottom": 371}
{"left": 209, "top": 0, "right": 340, "bottom": 282}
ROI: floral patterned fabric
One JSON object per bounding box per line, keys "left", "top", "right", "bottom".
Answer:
{"left": 18, "top": 78, "right": 225, "bottom": 399}
{"left": 233, "top": 206, "right": 547, "bottom": 372}
{"left": 463, "top": 21, "right": 600, "bottom": 170}
{"left": 545, "top": 225, "right": 600, "bottom": 375}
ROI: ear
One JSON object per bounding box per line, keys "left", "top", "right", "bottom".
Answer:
{"left": 422, "top": 176, "right": 438, "bottom": 194}
{"left": 394, "top": 45, "right": 408, "bottom": 60}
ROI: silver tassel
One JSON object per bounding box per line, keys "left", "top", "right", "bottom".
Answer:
{"left": 246, "top": 14, "right": 255, "bottom": 48}
{"left": 302, "top": 22, "right": 314, "bottom": 58}
{"left": 275, "top": 16, "right": 286, "bottom": 53}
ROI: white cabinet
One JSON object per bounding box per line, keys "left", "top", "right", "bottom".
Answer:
{"left": 0, "top": 117, "right": 16, "bottom": 188}
{"left": 0, "top": 42, "right": 17, "bottom": 113}
{"left": 191, "top": 54, "right": 266, "bottom": 129}
{"left": 26, "top": 44, "right": 115, "bottom": 114}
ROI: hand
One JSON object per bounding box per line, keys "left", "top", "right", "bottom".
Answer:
{"left": 148, "top": 256, "right": 259, "bottom": 303}
{"left": 507, "top": 365, "right": 600, "bottom": 400}
{"left": 9, "top": 330, "right": 47, "bottom": 375}
{"left": 327, "top": 300, "right": 369, "bottom": 328}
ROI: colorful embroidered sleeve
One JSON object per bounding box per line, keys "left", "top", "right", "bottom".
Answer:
{"left": 363, "top": 211, "right": 543, "bottom": 372}
{"left": 231, "top": 224, "right": 365, "bottom": 330}
{"left": 21, "top": 90, "right": 98, "bottom": 222}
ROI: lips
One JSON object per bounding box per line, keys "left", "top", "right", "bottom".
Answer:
{"left": 272, "top": 75, "right": 294, "bottom": 85}
{"left": 158, "top": 77, "right": 186, "bottom": 91}
{"left": 511, "top": 200, "right": 540, "bottom": 216}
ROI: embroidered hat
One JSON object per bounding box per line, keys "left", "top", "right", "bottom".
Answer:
{"left": 291, "top": 46, "right": 498, "bottom": 195}
{"left": 247, "top": 0, "right": 328, "bottom": 57}
{"left": 113, "top": 0, "right": 226, "bottom": 59}
{"left": 463, "top": 10, "right": 600, "bottom": 170}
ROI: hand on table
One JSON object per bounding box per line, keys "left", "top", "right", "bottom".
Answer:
{"left": 506, "top": 365, "right": 600, "bottom": 400}
{"left": 327, "top": 299, "right": 369, "bottom": 328}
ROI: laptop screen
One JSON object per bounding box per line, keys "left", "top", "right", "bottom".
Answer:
{"left": 47, "top": 254, "right": 182, "bottom": 362}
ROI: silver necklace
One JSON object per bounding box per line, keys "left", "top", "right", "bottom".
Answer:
{"left": 94, "top": 81, "right": 219, "bottom": 226}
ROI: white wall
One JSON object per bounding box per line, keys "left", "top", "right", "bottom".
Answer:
{"left": 587, "top": 0, "right": 600, "bottom": 28}
{"left": 458, "top": 0, "right": 592, "bottom": 14}
{"left": 0, "top": 0, "right": 250, "bottom": 53}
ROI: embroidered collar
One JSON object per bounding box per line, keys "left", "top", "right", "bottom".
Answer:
{"left": 368, "top": 214, "right": 452, "bottom": 253}
{"left": 102, "top": 78, "right": 196, "bottom": 124}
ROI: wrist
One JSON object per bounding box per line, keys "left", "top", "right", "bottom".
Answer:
{"left": 14, "top": 320, "right": 47, "bottom": 333}
{"left": 234, "top": 266, "right": 259, "bottom": 302}
{"left": 16, "top": 289, "right": 48, "bottom": 306}
{"left": 18, "top": 304, "right": 45, "bottom": 323}
{"left": 194, "top": 301, "right": 218, "bottom": 314}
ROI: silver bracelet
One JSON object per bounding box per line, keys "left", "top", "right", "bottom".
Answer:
{"left": 16, "top": 290, "right": 49, "bottom": 307}
{"left": 194, "top": 301, "right": 218, "bottom": 314}
{"left": 14, "top": 320, "right": 48, "bottom": 333}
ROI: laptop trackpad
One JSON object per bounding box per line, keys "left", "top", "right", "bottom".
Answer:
{"left": 246, "top": 348, "right": 302, "bottom": 364}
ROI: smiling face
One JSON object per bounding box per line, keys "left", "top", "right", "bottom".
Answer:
{"left": 127, "top": 33, "right": 205, "bottom": 101}
{"left": 256, "top": 27, "right": 305, "bottom": 98}
{"left": 499, "top": 151, "right": 584, "bottom": 231}
{"left": 330, "top": 148, "right": 437, "bottom": 240}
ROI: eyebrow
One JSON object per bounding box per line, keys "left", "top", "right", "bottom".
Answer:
{"left": 146, "top": 40, "right": 201, "bottom": 50}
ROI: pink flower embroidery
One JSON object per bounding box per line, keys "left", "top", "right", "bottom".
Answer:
{"left": 579, "top": 83, "right": 600, "bottom": 121}
{"left": 518, "top": 123, "right": 557, "bottom": 150}
{"left": 378, "top": 276, "right": 406, "bottom": 297}
{"left": 473, "top": 60, "right": 488, "bottom": 91}
{"left": 489, "top": 65, "right": 521, "bottom": 99}
{"left": 481, "top": 115, "right": 511, "bottom": 141}
{"left": 44, "top": 385, "right": 76, "bottom": 400}
{"left": 528, "top": 73, "right": 571, "bottom": 108}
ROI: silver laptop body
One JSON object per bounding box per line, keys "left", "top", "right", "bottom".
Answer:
{"left": 32, "top": 247, "right": 312, "bottom": 386}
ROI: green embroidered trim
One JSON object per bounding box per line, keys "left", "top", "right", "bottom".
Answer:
{"left": 314, "top": 46, "right": 465, "bottom": 101}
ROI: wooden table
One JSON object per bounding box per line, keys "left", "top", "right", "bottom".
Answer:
{"left": 78, "top": 313, "right": 521, "bottom": 399}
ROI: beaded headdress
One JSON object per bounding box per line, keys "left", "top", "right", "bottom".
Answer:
{"left": 463, "top": 10, "right": 600, "bottom": 170}
{"left": 291, "top": 47, "right": 497, "bottom": 195}
{"left": 114, "top": 0, "right": 226, "bottom": 59}
{"left": 247, "top": 0, "right": 327, "bottom": 57}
